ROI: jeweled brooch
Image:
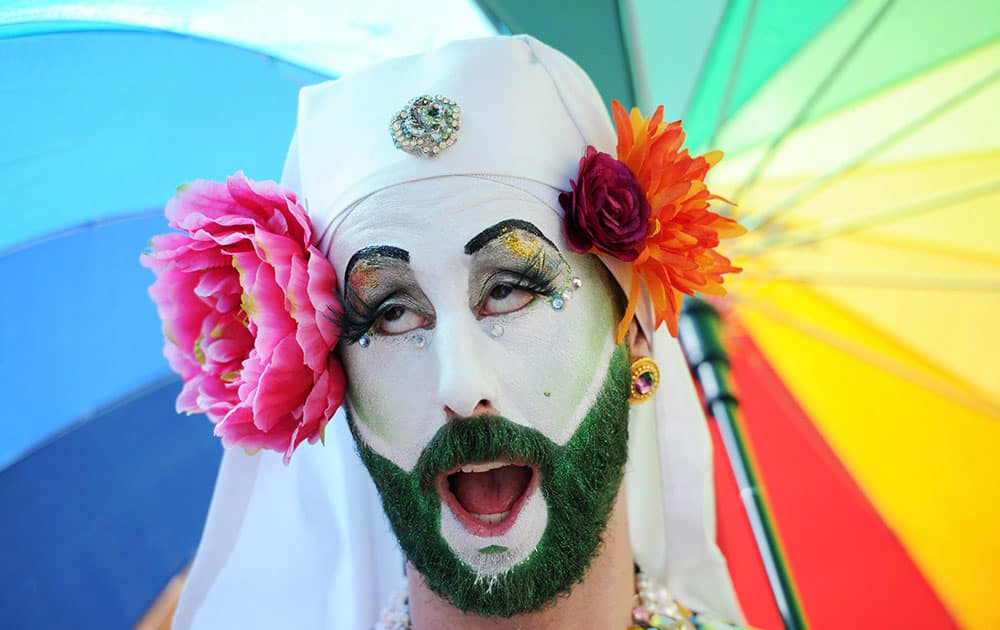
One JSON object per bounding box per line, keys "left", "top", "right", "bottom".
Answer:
{"left": 389, "top": 95, "right": 461, "bottom": 157}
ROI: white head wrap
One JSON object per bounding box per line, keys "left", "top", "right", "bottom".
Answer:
{"left": 174, "top": 35, "right": 742, "bottom": 628}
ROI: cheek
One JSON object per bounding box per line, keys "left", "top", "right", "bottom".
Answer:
{"left": 492, "top": 260, "right": 618, "bottom": 444}
{"left": 342, "top": 335, "right": 442, "bottom": 472}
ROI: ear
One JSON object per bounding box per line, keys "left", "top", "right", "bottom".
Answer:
{"left": 625, "top": 318, "right": 651, "bottom": 361}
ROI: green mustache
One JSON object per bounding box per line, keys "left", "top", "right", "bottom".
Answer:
{"left": 414, "top": 415, "right": 558, "bottom": 492}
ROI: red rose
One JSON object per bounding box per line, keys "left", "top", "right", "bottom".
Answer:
{"left": 558, "top": 146, "right": 651, "bottom": 262}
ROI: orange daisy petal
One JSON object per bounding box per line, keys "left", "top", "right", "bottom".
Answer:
{"left": 606, "top": 102, "right": 746, "bottom": 337}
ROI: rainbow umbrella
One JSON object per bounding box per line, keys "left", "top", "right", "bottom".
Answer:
{"left": 620, "top": 0, "right": 1000, "bottom": 627}
{"left": 4, "top": 0, "right": 997, "bottom": 627}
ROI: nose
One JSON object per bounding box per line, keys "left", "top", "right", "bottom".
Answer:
{"left": 434, "top": 313, "right": 499, "bottom": 419}
{"left": 444, "top": 399, "right": 496, "bottom": 421}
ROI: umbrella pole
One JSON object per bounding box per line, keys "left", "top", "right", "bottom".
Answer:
{"left": 679, "top": 298, "right": 807, "bottom": 630}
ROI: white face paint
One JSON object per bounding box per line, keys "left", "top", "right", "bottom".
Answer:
{"left": 330, "top": 177, "right": 620, "bottom": 575}
{"left": 332, "top": 178, "right": 619, "bottom": 471}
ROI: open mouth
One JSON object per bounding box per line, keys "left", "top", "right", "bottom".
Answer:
{"left": 438, "top": 461, "right": 538, "bottom": 537}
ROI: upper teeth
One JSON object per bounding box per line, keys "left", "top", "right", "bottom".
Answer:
{"left": 459, "top": 461, "right": 509, "bottom": 474}
{"left": 470, "top": 511, "right": 510, "bottom": 524}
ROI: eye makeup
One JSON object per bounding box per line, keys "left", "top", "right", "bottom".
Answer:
{"left": 336, "top": 245, "right": 434, "bottom": 343}
{"left": 465, "top": 220, "right": 571, "bottom": 315}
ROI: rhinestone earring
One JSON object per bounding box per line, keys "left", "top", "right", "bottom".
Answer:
{"left": 628, "top": 357, "right": 660, "bottom": 404}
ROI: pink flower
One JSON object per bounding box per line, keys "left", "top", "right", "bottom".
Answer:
{"left": 141, "top": 172, "right": 344, "bottom": 463}
{"left": 559, "top": 146, "right": 651, "bottom": 262}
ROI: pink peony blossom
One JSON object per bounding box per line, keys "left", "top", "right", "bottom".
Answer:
{"left": 141, "top": 172, "right": 344, "bottom": 463}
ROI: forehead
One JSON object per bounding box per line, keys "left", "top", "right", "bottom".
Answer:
{"left": 328, "top": 178, "right": 564, "bottom": 277}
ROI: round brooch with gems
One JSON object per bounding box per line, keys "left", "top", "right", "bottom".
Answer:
{"left": 389, "top": 94, "right": 461, "bottom": 157}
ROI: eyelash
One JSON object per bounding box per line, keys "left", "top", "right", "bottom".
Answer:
{"left": 329, "top": 292, "right": 425, "bottom": 345}
{"left": 331, "top": 254, "right": 564, "bottom": 345}
{"left": 477, "top": 265, "right": 561, "bottom": 315}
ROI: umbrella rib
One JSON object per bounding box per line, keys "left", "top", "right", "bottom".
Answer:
{"left": 682, "top": 0, "right": 732, "bottom": 121}
{"left": 707, "top": 0, "right": 758, "bottom": 148}
{"left": 729, "top": 0, "right": 896, "bottom": 204}
{"left": 738, "top": 271, "right": 1000, "bottom": 292}
{"left": 0, "top": 208, "right": 164, "bottom": 258}
{"left": 743, "top": 68, "right": 1000, "bottom": 231}
{"left": 614, "top": 0, "right": 641, "bottom": 109}
{"left": 0, "top": 373, "right": 182, "bottom": 473}
{"left": 737, "top": 177, "right": 1000, "bottom": 256}
{"left": 732, "top": 293, "right": 1000, "bottom": 421}
{"left": 846, "top": 233, "right": 1000, "bottom": 267}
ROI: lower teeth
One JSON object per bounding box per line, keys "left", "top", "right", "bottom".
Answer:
{"left": 470, "top": 510, "right": 510, "bottom": 524}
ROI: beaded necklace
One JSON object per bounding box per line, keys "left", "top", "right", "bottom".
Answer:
{"left": 374, "top": 570, "right": 742, "bottom": 630}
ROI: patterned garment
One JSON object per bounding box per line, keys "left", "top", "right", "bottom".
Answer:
{"left": 375, "top": 587, "right": 756, "bottom": 630}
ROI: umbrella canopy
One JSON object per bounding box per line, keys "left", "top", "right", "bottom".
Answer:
{"left": 3, "top": 1, "right": 997, "bottom": 628}
{"left": 621, "top": 0, "right": 999, "bottom": 627}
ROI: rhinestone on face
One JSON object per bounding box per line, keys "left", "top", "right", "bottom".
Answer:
{"left": 571, "top": 276, "right": 583, "bottom": 290}
{"left": 490, "top": 323, "right": 504, "bottom": 338}
{"left": 390, "top": 94, "right": 461, "bottom": 157}
{"left": 551, "top": 296, "right": 565, "bottom": 310}
{"left": 414, "top": 335, "right": 426, "bottom": 349}
{"left": 358, "top": 334, "right": 372, "bottom": 349}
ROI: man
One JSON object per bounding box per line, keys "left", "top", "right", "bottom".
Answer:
{"left": 168, "top": 35, "right": 746, "bottom": 629}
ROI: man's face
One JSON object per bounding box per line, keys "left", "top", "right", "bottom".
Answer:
{"left": 331, "top": 178, "right": 631, "bottom": 616}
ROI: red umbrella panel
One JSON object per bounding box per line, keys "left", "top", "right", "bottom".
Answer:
{"left": 710, "top": 314, "right": 958, "bottom": 629}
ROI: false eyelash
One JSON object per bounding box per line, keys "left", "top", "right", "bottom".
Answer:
{"left": 332, "top": 290, "right": 432, "bottom": 345}
{"left": 478, "top": 250, "right": 564, "bottom": 309}
{"left": 503, "top": 268, "right": 560, "bottom": 297}
{"left": 327, "top": 291, "right": 383, "bottom": 345}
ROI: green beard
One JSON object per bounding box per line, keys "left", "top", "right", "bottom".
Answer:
{"left": 347, "top": 342, "right": 631, "bottom": 617}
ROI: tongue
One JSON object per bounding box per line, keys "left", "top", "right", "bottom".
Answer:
{"left": 449, "top": 465, "right": 531, "bottom": 515}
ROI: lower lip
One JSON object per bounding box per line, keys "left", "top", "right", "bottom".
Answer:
{"left": 438, "top": 465, "right": 539, "bottom": 537}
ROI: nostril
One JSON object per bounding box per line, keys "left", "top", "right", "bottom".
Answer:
{"left": 471, "top": 399, "right": 494, "bottom": 417}
{"left": 444, "top": 400, "right": 496, "bottom": 421}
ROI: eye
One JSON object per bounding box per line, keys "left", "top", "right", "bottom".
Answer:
{"left": 481, "top": 282, "right": 535, "bottom": 316}
{"left": 377, "top": 304, "right": 430, "bottom": 335}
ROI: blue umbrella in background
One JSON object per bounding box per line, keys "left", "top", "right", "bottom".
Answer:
{"left": 0, "top": 3, "right": 494, "bottom": 627}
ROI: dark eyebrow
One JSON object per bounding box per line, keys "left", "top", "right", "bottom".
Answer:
{"left": 464, "top": 219, "right": 559, "bottom": 255}
{"left": 344, "top": 245, "right": 410, "bottom": 287}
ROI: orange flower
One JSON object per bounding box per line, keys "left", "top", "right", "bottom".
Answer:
{"left": 611, "top": 100, "right": 745, "bottom": 342}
